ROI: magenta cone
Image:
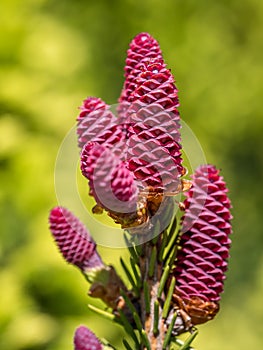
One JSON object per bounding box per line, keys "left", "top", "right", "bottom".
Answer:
{"left": 49, "top": 207, "right": 103, "bottom": 272}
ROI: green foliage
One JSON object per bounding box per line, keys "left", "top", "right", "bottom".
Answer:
{"left": 0, "top": 0, "right": 262, "bottom": 349}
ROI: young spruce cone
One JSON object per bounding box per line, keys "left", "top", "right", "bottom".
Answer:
{"left": 171, "top": 164, "right": 232, "bottom": 334}
{"left": 126, "top": 60, "right": 183, "bottom": 193}
{"left": 80, "top": 142, "right": 138, "bottom": 216}
{"left": 74, "top": 325, "right": 102, "bottom": 350}
{"left": 118, "top": 32, "right": 164, "bottom": 119}
{"left": 77, "top": 97, "right": 124, "bottom": 151}
{"left": 49, "top": 207, "right": 103, "bottom": 272}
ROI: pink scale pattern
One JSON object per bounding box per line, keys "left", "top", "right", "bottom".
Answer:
{"left": 173, "top": 165, "right": 232, "bottom": 302}
{"left": 74, "top": 326, "right": 102, "bottom": 350}
{"left": 49, "top": 207, "right": 103, "bottom": 272}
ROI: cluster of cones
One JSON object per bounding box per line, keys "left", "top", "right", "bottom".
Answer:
{"left": 49, "top": 33, "right": 232, "bottom": 349}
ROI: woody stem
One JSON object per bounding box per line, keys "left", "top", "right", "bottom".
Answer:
{"left": 139, "top": 232, "right": 166, "bottom": 349}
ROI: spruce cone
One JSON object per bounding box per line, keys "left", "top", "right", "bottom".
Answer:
{"left": 49, "top": 207, "right": 103, "bottom": 272}
{"left": 126, "top": 61, "right": 183, "bottom": 192}
{"left": 81, "top": 142, "right": 138, "bottom": 214}
{"left": 172, "top": 164, "right": 232, "bottom": 329}
{"left": 74, "top": 326, "right": 102, "bottom": 350}
{"left": 124, "top": 32, "right": 164, "bottom": 78}
{"left": 118, "top": 32, "right": 164, "bottom": 119}
{"left": 77, "top": 97, "right": 122, "bottom": 150}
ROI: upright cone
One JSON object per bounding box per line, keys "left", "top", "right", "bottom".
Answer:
{"left": 172, "top": 164, "right": 232, "bottom": 330}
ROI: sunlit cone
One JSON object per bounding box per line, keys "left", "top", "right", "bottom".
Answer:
{"left": 77, "top": 97, "right": 123, "bottom": 150}
{"left": 81, "top": 142, "right": 138, "bottom": 213}
{"left": 49, "top": 209, "right": 126, "bottom": 309}
{"left": 171, "top": 164, "right": 232, "bottom": 331}
{"left": 74, "top": 325, "right": 102, "bottom": 350}
{"left": 124, "top": 32, "right": 164, "bottom": 78}
{"left": 49, "top": 207, "right": 103, "bottom": 272}
{"left": 126, "top": 60, "right": 183, "bottom": 192}
{"left": 118, "top": 32, "right": 164, "bottom": 119}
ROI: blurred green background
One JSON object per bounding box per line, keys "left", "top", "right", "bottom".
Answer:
{"left": 0, "top": 0, "right": 262, "bottom": 349}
